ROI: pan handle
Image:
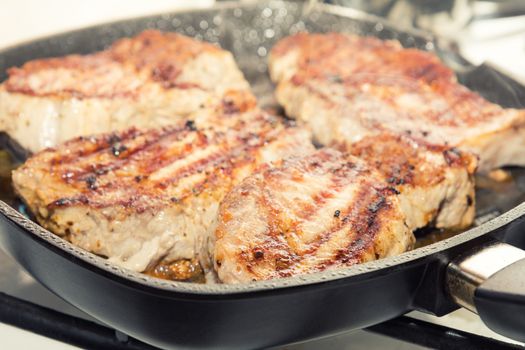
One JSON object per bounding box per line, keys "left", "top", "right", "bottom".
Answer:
{"left": 446, "top": 240, "right": 525, "bottom": 342}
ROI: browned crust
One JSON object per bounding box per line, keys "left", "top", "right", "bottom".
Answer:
{"left": 272, "top": 33, "right": 508, "bottom": 128}
{"left": 5, "top": 30, "right": 223, "bottom": 98}
{"left": 109, "top": 30, "right": 220, "bottom": 87}
{"left": 14, "top": 111, "right": 298, "bottom": 214}
{"left": 216, "top": 89, "right": 258, "bottom": 115}
{"left": 346, "top": 133, "right": 477, "bottom": 188}
{"left": 215, "top": 149, "right": 404, "bottom": 280}
{"left": 271, "top": 32, "right": 455, "bottom": 86}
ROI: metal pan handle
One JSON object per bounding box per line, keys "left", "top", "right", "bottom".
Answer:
{"left": 446, "top": 240, "right": 525, "bottom": 342}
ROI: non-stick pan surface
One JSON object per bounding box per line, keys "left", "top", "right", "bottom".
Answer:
{"left": 1, "top": 1, "right": 525, "bottom": 349}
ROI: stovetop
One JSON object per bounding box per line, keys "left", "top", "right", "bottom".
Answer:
{"left": 0, "top": 247, "right": 522, "bottom": 349}
{"left": 1, "top": 1, "right": 525, "bottom": 349}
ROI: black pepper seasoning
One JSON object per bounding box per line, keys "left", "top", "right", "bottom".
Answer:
{"left": 85, "top": 175, "right": 97, "bottom": 190}
{"left": 111, "top": 143, "right": 127, "bottom": 157}
{"left": 185, "top": 120, "right": 197, "bottom": 131}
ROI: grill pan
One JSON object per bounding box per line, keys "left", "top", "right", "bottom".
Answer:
{"left": 1, "top": 1, "right": 525, "bottom": 348}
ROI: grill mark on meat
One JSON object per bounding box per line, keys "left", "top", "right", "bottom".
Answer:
{"left": 276, "top": 33, "right": 511, "bottom": 130}
{"left": 153, "top": 129, "right": 287, "bottom": 189}
{"left": 77, "top": 135, "right": 212, "bottom": 196}
{"left": 141, "top": 132, "right": 209, "bottom": 174}
{"left": 274, "top": 33, "right": 454, "bottom": 85}
{"left": 316, "top": 186, "right": 392, "bottom": 271}
{"left": 259, "top": 189, "right": 299, "bottom": 277}
{"left": 214, "top": 149, "right": 413, "bottom": 282}
{"left": 248, "top": 153, "right": 388, "bottom": 274}
{"left": 148, "top": 143, "right": 219, "bottom": 182}
{"left": 301, "top": 183, "right": 389, "bottom": 258}
{"left": 44, "top": 127, "right": 206, "bottom": 208}
{"left": 51, "top": 126, "right": 192, "bottom": 185}
{"left": 43, "top": 120, "right": 303, "bottom": 212}
{"left": 51, "top": 152, "right": 221, "bottom": 209}
{"left": 50, "top": 127, "right": 164, "bottom": 165}
{"left": 296, "top": 190, "right": 335, "bottom": 222}
{"left": 154, "top": 150, "right": 228, "bottom": 190}
{"left": 260, "top": 153, "right": 354, "bottom": 227}
{"left": 295, "top": 165, "right": 368, "bottom": 252}
{"left": 49, "top": 128, "right": 140, "bottom": 165}
{"left": 307, "top": 73, "right": 502, "bottom": 128}
{"left": 268, "top": 32, "right": 485, "bottom": 239}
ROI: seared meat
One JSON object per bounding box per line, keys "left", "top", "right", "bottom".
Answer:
{"left": 349, "top": 133, "right": 476, "bottom": 230}
{"left": 12, "top": 113, "right": 313, "bottom": 277}
{"left": 214, "top": 148, "right": 414, "bottom": 283}
{"left": 269, "top": 32, "right": 525, "bottom": 173}
{"left": 268, "top": 33, "right": 485, "bottom": 231}
{"left": 0, "top": 30, "right": 252, "bottom": 153}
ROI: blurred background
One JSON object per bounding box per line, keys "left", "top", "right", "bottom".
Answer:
{"left": 1, "top": 0, "right": 524, "bottom": 83}
{"left": 329, "top": 0, "right": 525, "bottom": 83}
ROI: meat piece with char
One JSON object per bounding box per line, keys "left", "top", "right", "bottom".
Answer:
{"left": 214, "top": 149, "right": 414, "bottom": 283}
{"left": 12, "top": 110, "right": 314, "bottom": 279}
{"left": 0, "top": 30, "right": 253, "bottom": 153}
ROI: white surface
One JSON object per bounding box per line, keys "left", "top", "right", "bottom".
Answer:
{"left": 0, "top": 249, "right": 83, "bottom": 349}
{"left": 458, "top": 14, "right": 525, "bottom": 84}
{"left": 0, "top": 1, "right": 524, "bottom": 349}
{"left": 0, "top": 0, "right": 213, "bottom": 49}
{"left": 2, "top": 323, "right": 75, "bottom": 350}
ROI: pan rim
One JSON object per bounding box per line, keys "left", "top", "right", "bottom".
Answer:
{"left": 0, "top": 0, "right": 523, "bottom": 295}
{"left": 1, "top": 199, "right": 524, "bottom": 295}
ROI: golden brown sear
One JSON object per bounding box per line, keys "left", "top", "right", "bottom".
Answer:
{"left": 268, "top": 33, "right": 514, "bottom": 231}
{"left": 349, "top": 132, "right": 477, "bottom": 230}
{"left": 0, "top": 30, "right": 253, "bottom": 153}
{"left": 269, "top": 32, "right": 525, "bottom": 174}
{"left": 12, "top": 108, "right": 314, "bottom": 278}
{"left": 214, "top": 148, "right": 414, "bottom": 283}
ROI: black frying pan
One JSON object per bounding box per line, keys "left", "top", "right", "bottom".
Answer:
{"left": 1, "top": 2, "right": 525, "bottom": 349}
